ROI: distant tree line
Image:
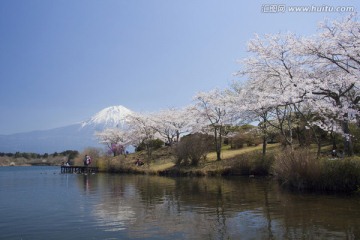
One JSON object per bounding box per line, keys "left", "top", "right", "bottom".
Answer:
{"left": 0, "top": 150, "right": 79, "bottom": 160}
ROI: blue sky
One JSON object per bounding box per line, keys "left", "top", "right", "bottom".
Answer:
{"left": 0, "top": 0, "right": 358, "bottom": 134}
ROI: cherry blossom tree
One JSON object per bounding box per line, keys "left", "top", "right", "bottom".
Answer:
{"left": 297, "top": 14, "right": 360, "bottom": 156}
{"left": 149, "top": 107, "right": 192, "bottom": 145}
{"left": 193, "top": 88, "right": 235, "bottom": 161}
{"left": 233, "top": 14, "right": 360, "bottom": 156}
{"left": 126, "top": 113, "right": 159, "bottom": 159}
{"left": 228, "top": 81, "right": 272, "bottom": 158}
{"left": 236, "top": 33, "right": 311, "bottom": 150}
{"left": 95, "top": 128, "right": 130, "bottom": 156}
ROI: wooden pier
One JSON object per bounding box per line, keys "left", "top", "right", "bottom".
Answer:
{"left": 61, "top": 166, "right": 99, "bottom": 174}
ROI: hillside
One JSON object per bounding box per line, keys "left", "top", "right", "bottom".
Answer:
{"left": 94, "top": 144, "right": 281, "bottom": 176}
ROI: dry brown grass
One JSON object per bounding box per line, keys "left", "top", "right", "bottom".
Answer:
{"left": 206, "top": 143, "right": 280, "bottom": 161}
{"left": 101, "top": 144, "right": 280, "bottom": 176}
{"left": 273, "top": 148, "right": 360, "bottom": 192}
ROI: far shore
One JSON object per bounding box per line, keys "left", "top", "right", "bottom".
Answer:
{"left": 4, "top": 143, "right": 360, "bottom": 194}
{"left": 0, "top": 156, "right": 68, "bottom": 167}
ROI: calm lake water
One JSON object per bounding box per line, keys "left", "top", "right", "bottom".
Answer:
{"left": 1, "top": 167, "right": 360, "bottom": 240}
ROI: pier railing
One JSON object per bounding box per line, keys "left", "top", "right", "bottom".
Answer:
{"left": 61, "top": 166, "right": 99, "bottom": 174}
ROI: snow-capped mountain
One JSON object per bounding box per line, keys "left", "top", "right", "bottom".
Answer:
{"left": 81, "top": 105, "right": 133, "bottom": 129}
{"left": 0, "top": 105, "right": 134, "bottom": 154}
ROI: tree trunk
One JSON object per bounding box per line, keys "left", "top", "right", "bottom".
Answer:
{"left": 213, "top": 126, "right": 222, "bottom": 161}
{"left": 261, "top": 113, "right": 268, "bottom": 160}
{"left": 176, "top": 130, "right": 180, "bottom": 143}
{"left": 342, "top": 119, "right": 354, "bottom": 156}
{"left": 309, "top": 126, "right": 321, "bottom": 158}
{"left": 316, "top": 141, "right": 321, "bottom": 158}
{"left": 216, "top": 150, "right": 221, "bottom": 161}
{"left": 262, "top": 136, "right": 267, "bottom": 159}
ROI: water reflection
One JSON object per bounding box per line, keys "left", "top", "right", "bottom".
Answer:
{"left": 73, "top": 174, "right": 360, "bottom": 239}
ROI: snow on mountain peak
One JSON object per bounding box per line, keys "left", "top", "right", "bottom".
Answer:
{"left": 81, "top": 105, "right": 133, "bottom": 128}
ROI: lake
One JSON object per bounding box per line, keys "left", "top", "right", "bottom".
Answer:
{"left": 0, "top": 166, "right": 360, "bottom": 239}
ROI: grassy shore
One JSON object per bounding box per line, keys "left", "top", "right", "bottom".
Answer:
{"left": 90, "top": 144, "right": 360, "bottom": 193}
{"left": 92, "top": 143, "right": 280, "bottom": 176}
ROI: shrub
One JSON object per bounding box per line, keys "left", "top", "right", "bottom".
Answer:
{"left": 230, "top": 134, "right": 246, "bottom": 149}
{"left": 226, "top": 151, "right": 274, "bottom": 176}
{"left": 321, "top": 159, "right": 360, "bottom": 192}
{"left": 136, "top": 139, "right": 164, "bottom": 152}
{"left": 273, "top": 148, "right": 360, "bottom": 192}
{"left": 230, "top": 132, "right": 262, "bottom": 149}
{"left": 174, "top": 133, "right": 214, "bottom": 166}
{"left": 251, "top": 152, "right": 275, "bottom": 175}
{"left": 230, "top": 157, "right": 251, "bottom": 175}
{"left": 273, "top": 148, "right": 321, "bottom": 190}
{"left": 350, "top": 123, "right": 360, "bottom": 154}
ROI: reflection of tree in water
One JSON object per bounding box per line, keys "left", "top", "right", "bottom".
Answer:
{"left": 91, "top": 174, "right": 136, "bottom": 232}
{"left": 132, "top": 176, "right": 277, "bottom": 239}
{"left": 275, "top": 191, "right": 360, "bottom": 239}
{"left": 263, "top": 179, "right": 274, "bottom": 239}
{"left": 92, "top": 200, "right": 135, "bottom": 232}
{"left": 170, "top": 177, "right": 279, "bottom": 239}
{"left": 82, "top": 174, "right": 360, "bottom": 239}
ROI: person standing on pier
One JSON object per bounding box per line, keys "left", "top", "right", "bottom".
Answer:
{"left": 84, "top": 155, "right": 91, "bottom": 166}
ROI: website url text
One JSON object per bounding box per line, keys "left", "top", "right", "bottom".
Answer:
{"left": 262, "top": 4, "right": 355, "bottom": 13}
